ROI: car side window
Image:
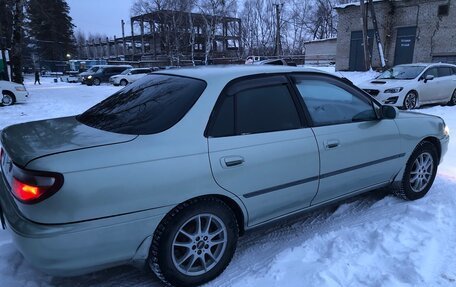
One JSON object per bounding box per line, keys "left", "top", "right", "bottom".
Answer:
{"left": 423, "top": 68, "right": 439, "bottom": 78}
{"left": 209, "top": 81, "right": 302, "bottom": 137}
{"left": 438, "top": 67, "right": 452, "bottom": 77}
{"left": 452, "top": 67, "right": 456, "bottom": 75}
{"left": 292, "top": 76, "right": 377, "bottom": 126}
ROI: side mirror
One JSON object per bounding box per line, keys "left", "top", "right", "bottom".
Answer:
{"left": 424, "top": 75, "right": 434, "bottom": 83}
{"left": 381, "top": 105, "right": 397, "bottom": 119}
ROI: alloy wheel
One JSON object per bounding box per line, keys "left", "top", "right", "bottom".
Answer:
{"left": 404, "top": 93, "right": 417, "bottom": 110}
{"left": 409, "top": 152, "right": 434, "bottom": 193}
{"left": 171, "top": 214, "right": 228, "bottom": 276}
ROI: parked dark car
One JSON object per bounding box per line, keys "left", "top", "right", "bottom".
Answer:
{"left": 82, "top": 65, "right": 132, "bottom": 86}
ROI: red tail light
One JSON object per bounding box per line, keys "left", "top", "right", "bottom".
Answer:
{"left": 11, "top": 166, "right": 64, "bottom": 204}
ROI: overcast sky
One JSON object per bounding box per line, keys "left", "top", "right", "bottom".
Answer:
{"left": 67, "top": 0, "right": 136, "bottom": 37}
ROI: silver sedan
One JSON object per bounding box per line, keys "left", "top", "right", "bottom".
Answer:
{"left": 0, "top": 65, "right": 450, "bottom": 287}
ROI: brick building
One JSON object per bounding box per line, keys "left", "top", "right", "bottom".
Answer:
{"left": 335, "top": 0, "right": 456, "bottom": 71}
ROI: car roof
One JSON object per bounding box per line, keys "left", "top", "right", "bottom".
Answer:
{"left": 397, "top": 63, "right": 456, "bottom": 68}
{"left": 156, "top": 65, "right": 324, "bottom": 82}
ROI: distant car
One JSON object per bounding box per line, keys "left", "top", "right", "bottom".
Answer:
{"left": 81, "top": 65, "right": 133, "bottom": 86}
{"left": 359, "top": 63, "right": 456, "bottom": 109}
{"left": 253, "top": 58, "right": 297, "bottom": 66}
{"left": 0, "top": 66, "right": 450, "bottom": 287}
{"left": 61, "top": 71, "right": 80, "bottom": 83}
{"left": 0, "top": 80, "right": 29, "bottom": 106}
{"left": 109, "top": 68, "right": 152, "bottom": 86}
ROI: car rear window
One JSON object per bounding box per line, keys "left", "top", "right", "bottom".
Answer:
{"left": 77, "top": 74, "right": 207, "bottom": 135}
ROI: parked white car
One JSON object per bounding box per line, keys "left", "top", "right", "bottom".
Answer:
{"left": 0, "top": 80, "right": 29, "bottom": 106}
{"left": 109, "top": 68, "right": 152, "bottom": 86}
{"left": 359, "top": 63, "right": 456, "bottom": 109}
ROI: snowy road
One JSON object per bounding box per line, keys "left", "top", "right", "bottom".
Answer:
{"left": 1, "top": 71, "right": 456, "bottom": 287}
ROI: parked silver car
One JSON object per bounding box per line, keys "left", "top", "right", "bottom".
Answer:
{"left": 0, "top": 66, "right": 450, "bottom": 287}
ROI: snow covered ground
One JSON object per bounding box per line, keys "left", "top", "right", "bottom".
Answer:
{"left": 0, "top": 70, "right": 455, "bottom": 287}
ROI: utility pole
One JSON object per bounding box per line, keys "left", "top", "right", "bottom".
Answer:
{"left": 359, "top": 0, "right": 370, "bottom": 70}
{"left": 121, "top": 20, "right": 126, "bottom": 58}
{"left": 273, "top": 3, "right": 283, "bottom": 57}
{"left": 368, "top": 0, "right": 386, "bottom": 68}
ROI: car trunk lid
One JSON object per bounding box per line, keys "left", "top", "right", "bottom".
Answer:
{"left": 1, "top": 116, "right": 137, "bottom": 167}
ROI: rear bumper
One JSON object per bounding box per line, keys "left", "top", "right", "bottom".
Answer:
{"left": 0, "top": 170, "right": 169, "bottom": 276}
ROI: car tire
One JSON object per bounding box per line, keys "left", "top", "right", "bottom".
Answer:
{"left": 403, "top": 91, "right": 418, "bottom": 110}
{"left": 1, "top": 92, "right": 15, "bottom": 106}
{"left": 93, "top": 78, "right": 101, "bottom": 86}
{"left": 149, "top": 197, "right": 239, "bottom": 287}
{"left": 120, "top": 79, "right": 128, "bottom": 86}
{"left": 448, "top": 89, "right": 456, "bottom": 106}
{"left": 393, "top": 141, "right": 438, "bottom": 201}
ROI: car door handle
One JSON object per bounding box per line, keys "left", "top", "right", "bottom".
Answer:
{"left": 221, "top": 156, "right": 245, "bottom": 168}
{"left": 325, "top": 140, "right": 340, "bottom": 150}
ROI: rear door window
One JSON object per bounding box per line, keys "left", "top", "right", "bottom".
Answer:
{"left": 208, "top": 76, "right": 302, "bottom": 137}
{"left": 438, "top": 67, "right": 453, "bottom": 77}
{"left": 77, "top": 74, "right": 207, "bottom": 135}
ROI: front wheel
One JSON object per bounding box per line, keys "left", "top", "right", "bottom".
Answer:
{"left": 393, "top": 141, "right": 438, "bottom": 200}
{"left": 149, "top": 197, "right": 239, "bottom": 287}
{"left": 120, "top": 79, "right": 128, "bottom": 86}
{"left": 93, "top": 78, "right": 101, "bottom": 86}
{"left": 448, "top": 90, "right": 456, "bottom": 106}
{"left": 1, "top": 93, "right": 14, "bottom": 106}
{"left": 403, "top": 91, "right": 418, "bottom": 110}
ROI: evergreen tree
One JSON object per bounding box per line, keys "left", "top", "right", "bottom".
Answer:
{"left": 27, "top": 0, "right": 75, "bottom": 61}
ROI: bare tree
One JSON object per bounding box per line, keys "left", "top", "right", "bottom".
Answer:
{"left": 194, "top": 0, "right": 237, "bottom": 64}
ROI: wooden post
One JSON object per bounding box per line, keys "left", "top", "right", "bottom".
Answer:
{"left": 368, "top": 0, "right": 386, "bottom": 68}
{"left": 121, "top": 20, "right": 126, "bottom": 57}
{"left": 359, "top": 0, "right": 371, "bottom": 70}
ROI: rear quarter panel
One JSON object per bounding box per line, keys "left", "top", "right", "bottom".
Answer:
{"left": 18, "top": 79, "right": 248, "bottom": 225}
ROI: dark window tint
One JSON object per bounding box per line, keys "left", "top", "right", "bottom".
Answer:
{"left": 423, "top": 68, "right": 439, "bottom": 78}
{"left": 293, "top": 77, "right": 376, "bottom": 126}
{"left": 77, "top": 74, "right": 206, "bottom": 135}
{"left": 438, "top": 67, "right": 452, "bottom": 77}
{"left": 211, "top": 96, "right": 234, "bottom": 137}
{"left": 132, "top": 69, "right": 150, "bottom": 75}
{"left": 453, "top": 67, "right": 456, "bottom": 75}
{"left": 209, "top": 83, "right": 302, "bottom": 137}
{"left": 236, "top": 85, "right": 301, "bottom": 134}
{"left": 266, "top": 60, "right": 284, "bottom": 66}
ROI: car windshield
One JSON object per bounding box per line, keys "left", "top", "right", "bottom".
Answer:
{"left": 77, "top": 74, "right": 207, "bottom": 135}
{"left": 120, "top": 68, "right": 132, "bottom": 75}
{"left": 377, "top": 66, "right": 426, "bottom": 80}
{"left": 87, "top": 66, "right": 100, "bottom": 73}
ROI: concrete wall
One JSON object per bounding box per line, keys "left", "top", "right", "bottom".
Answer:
{"left": 336, "top": 0, "right": 456, "bottom": 70}
{"left": 304, "top": 38, "right": 337, "bottom": 65}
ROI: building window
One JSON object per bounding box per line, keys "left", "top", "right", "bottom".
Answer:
{"left": 438, "top": 5, "right": 449, "bottom": 16}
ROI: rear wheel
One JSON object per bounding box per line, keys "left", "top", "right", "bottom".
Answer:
{"left": 403, "top": 91, "right": 418, "bottom": 110}
{"left": 393, "top": 141, "right": 438, "bottom": 200}
{"left": 149, "top": 197, "right": 238, "bottom": 287}
{"left": 1, "top": 92, "right": 15, "bottom": 106}
{"left": 448, "top": 90, "right": 456, "bottom": 106}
